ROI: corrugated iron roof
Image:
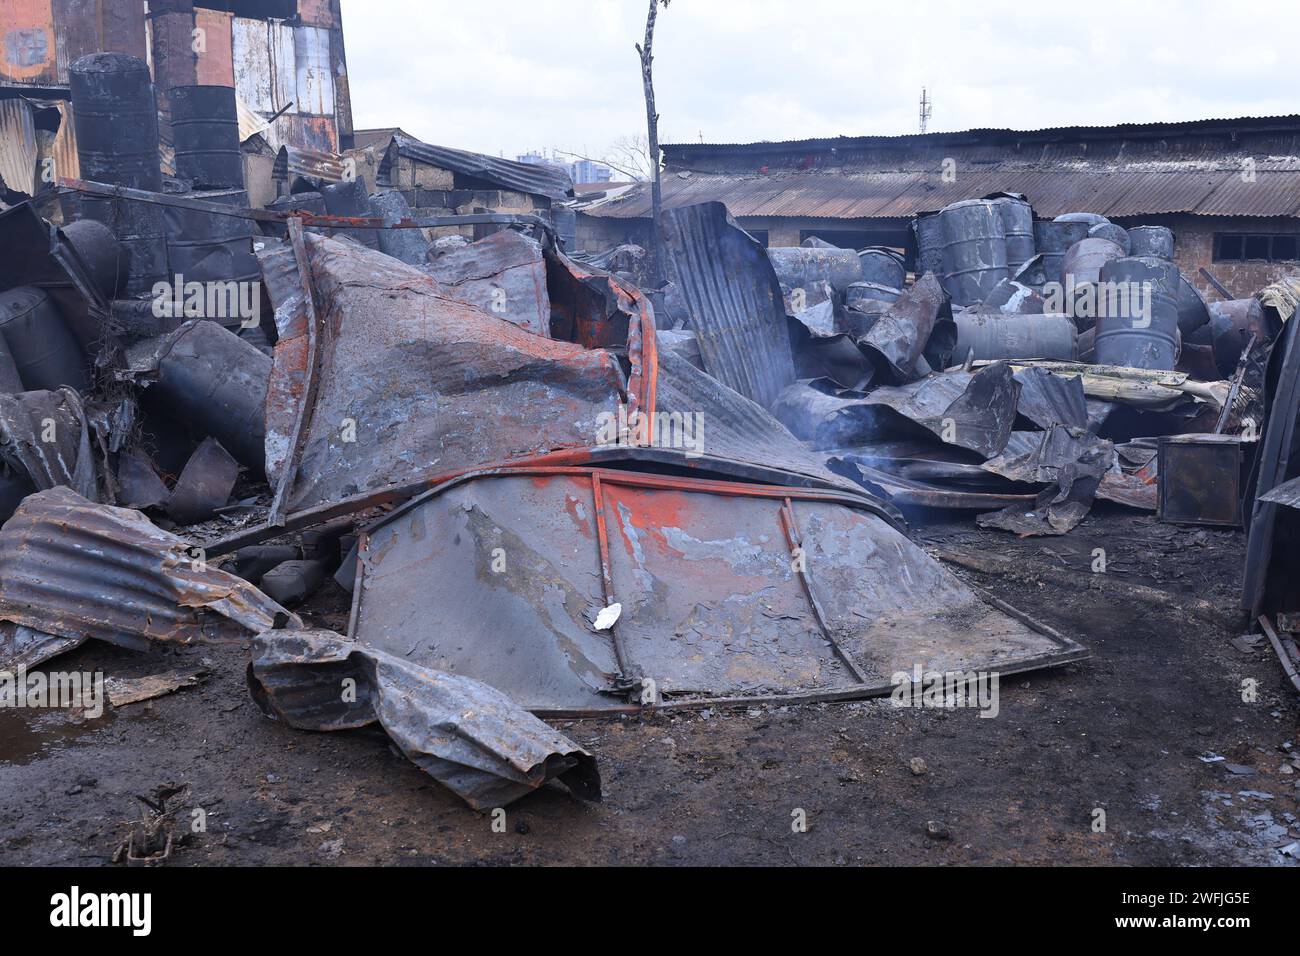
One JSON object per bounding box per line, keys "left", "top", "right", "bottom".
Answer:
{"left": 661, "top": 115, "right": 1300, "bottom": 154}
{"left": 581, "top": 168, "right": 1300, "bottom": 221}
{"left": 384, "top": 134, "right": 573, "bottom": 201}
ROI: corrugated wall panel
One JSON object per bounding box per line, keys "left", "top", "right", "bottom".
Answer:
{"left": 0, "top": 98, "right": 38, "bottom": 194}
{"left": 231, "top": 16, "right": 272, "bottom": 111}
{"left": 293, "top": 24, "right": 332, "bottom": 116}
{"left": 268, "top": 20, "right": 296, "bottom": 114}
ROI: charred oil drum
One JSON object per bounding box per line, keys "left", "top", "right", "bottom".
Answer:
{"left": 940, "top": 200, "right": 1008, "bottom": 306}
{"left": 151, "top": 321, "right": 271, "bottom": 472}
{"left": 767, "top": 246, "right": 864, "bottom": 296}
{"left": 264, "top": 191, "right": 328, "bottom": 237}
{"left": 1208, "top": 298, "right": 1271, "bottom": 376}
{"left": 0, "top": 287, "right": 89, "bottom": 391}
{"left": 1062, "top": 237, "right": 1125, "bottom": 286}
{"left": 1055, "top": 212, "right": 1109, "bottom": 227}
{"left": 989, "top": 196, "right": 1035, "bottom": 274}
{"left": 320, "top": 179, "right": 380, "bottom": 249}
{"left": 1095, "top": 256, "right": 1181, "bottom": 370}
{"left": 1033, "top": 220, "right": 1090, "bottom": 286}
{"left": 170, "top": 85, "right": 245, "bottom": 190}
{"left": 0, "top": 332, "right": 23, "bottom": 393}
{"left": 70, "top": 53, "right": 161, "bottom": 190}
{"left": 371, "top": 190, "right": 430, "bottom": 266}
{"left": 162, "top": 189, "right": 260, "bottom": 312}
{"left": 1175, "top": 276, "right": 1210, "bottom": 336}
{"left": 1128, "top": 226, "right": 1175, "bottom": 260}
{"left": 913, "top": 212, "right": 945, "bottom": 280}
{"left": 1089, "top": 222, "right": 1130, "bottom": 254}
{"left": 59, "top": 218, "right": 126, "bottom": 299}
{"left": 0, "top": 467, "right": 32, "bottom": 525}
{"left": 857, "top": 248, "right": 905, "bottom": 289}
{"left": 845, "top": 281, "right": 902, "bottom": 309}
{"left": 952, "top": 312, "right": 1077, "bottom": 362}
{"left": 70, "top": 52, "right": 167, "bottom": 294}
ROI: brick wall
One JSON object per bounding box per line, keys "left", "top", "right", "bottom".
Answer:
{"left": 1114, "top": 214, "right": 1300, "bottom": 300}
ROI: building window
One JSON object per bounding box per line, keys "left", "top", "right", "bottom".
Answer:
{"left": 1214, "top": 233, "right": 1300, "bottom": 263}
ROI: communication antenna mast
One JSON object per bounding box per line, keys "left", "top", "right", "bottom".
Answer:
{"left": 919, "top": 87, "right": 933, "bottom": 134}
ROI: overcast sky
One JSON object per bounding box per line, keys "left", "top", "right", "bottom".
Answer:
{"left": 339, "top": 0, "right": 1300, "bottom": 168}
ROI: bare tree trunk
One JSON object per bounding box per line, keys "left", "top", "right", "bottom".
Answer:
{"left": 636, "top": 0, "right": 667, "bottom": 283}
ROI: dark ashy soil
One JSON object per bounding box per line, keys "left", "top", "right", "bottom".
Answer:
{"left": 1, "top": 506, "right": 1297, "bottom": 866}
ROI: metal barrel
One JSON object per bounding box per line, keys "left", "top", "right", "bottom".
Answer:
{"left": 151, "top": 320, "right": 272, "bottom": 473}
{"left": 1127, "top": 226, "right": 1175, "bottom": 260}
{"left": 319, "top": 179, "right": 380, "bottom": 249}
{"left": 264, "top": 191, "right": 328, "bottom": 237}
{"left": 1088, "top": 222, "right": 1130, "bottom": 254}
{"left": 939, "top": 199, "right": 1008, "bottom": 306}
{"left": 857, "top": 248, "right": 905, "bottom": 289}
{"left": 371, "top": 190, "right": 430, "bottom": 266}
{"left": 70, "top": 52, "right": 161, "bottom": 192}
{"left": 845, "top": 281, "right": 902, "bottom": 308}
{"left": 0, "top": 287, "right": 89, "bottom": 391}
{"left": 1033, "top": 220, "right": 1090, "bottom": 286}
{"left": 1095, "top": 256, "right": 1181, "bottom": 369}
{"left": 989, "top": 196, "right": 1035, "bottom": 274}
{"left": 1055, "top": 212, "right": 1109, "bottom": 227}
{"left": 1060, "top": 237, "right": 1125, "bottom": 329}
{"left": 1208, "top": 298, "right": 1270, "bottom": 376}
{"left": 1175, "top": 276, "right": 1210, "bottom": 335}
{"left": 1062, "top": 237, "right": 1125, "bottom": 286}
{"left": 59, "top": 218, "right": 127, "bottom": 299}
{"left": 952, "top": 312, "right": 1078, "bottom": 362}
{"left": 982, "top": 278, "right": 1044, "bottom": 314}
{"left": 162, "top": 189, "right": 260, "bottom": 314}
{"left": 0, "top": 330, "right": 24, "bottom": 393}
{"left": 767, "top": 246, "right": 863, "bottom": 296}
{"left": 0, "top": 468, "right": 33, "bottom": 525}
{"left": 76, "top": 196, "right": 168, "bottom": 295}
{"left": 170, "top": 85, "right": 245, "bottom": 190}
{"left": 913, "top": 212, "right": 945, "bottom": 280}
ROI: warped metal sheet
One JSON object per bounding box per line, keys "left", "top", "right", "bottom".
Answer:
{"left": 0, "top": 387, "right": 98, "bottom": 500}
{"left": 350, "top": 469, "right": 1084, "bottom": 715}
{"left": 383, "top": 134, "right": 573, "bottom": 201}
{"left": 259, "top": 232, "right": 629, "bottom": 515}
{"left": 1244, "top": 314, "right": 1300, "bottom": 617}
{"left": 292, "top": 24, "right": 334, "bottom": 117}
{"left": 248, "top": 628, "right": 600, "bottom": 810}
{"left": 0, "top": 487, "right": 295, "bottom": 669}
{"left": 661, "top": 201, "right": 796, "bottom": 409}
{"left": 862, "top": 363, "right": 1020, "bottom": 458}
{"left": 273, "top": 144, "right": 346, "bottom": 184}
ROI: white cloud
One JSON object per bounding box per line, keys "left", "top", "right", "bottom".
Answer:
{"left": 339, "top": 0, "right": 1300, "bottom": 162}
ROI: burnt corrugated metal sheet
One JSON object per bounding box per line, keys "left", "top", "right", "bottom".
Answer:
{"left": 272, "top": 143, "right": 345, "bottom": 183}
{"left": 384, "top": 134, "right": 573, "bottom": 201}
{"left": 292, "top": 24, "right": 333, "bottom": 117}
{"left": 661, "top": 115, "right": 1300, "bottom": 155}
{"left": 0, "top": 97, "right": 38, "bottom": 194}
{"left": 258, "top": 231, "right": 628, "bottom": 515}
{"left": 0, "top": 487, "right": 295, "bottom": 666}
{"left": 661, "top": 201, "right": 796, "bottom": 409}
{"left": 248, "top": 628, "right": 601, "bottom": 810}
{"left": 584, "top": 168, "right": 1300, "bottom": 221}
{"left": 349, "top": 468, "right": 1085, "bottom": 715}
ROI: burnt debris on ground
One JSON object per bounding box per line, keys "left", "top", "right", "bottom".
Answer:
{"left": 0, "top": 43, "right": 1297, "bottom": 866}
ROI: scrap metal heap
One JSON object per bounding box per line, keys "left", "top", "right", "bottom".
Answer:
{"left": 0, "top": 54, "right": 1295, "bottom": 809}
